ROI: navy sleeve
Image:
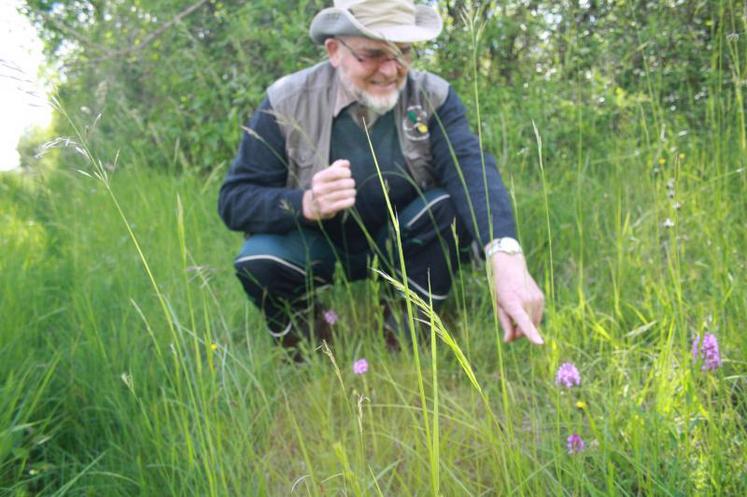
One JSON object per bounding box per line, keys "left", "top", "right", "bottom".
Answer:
{"left": 429, "top": 87, "right": 517, "bottom": 246}
{"left": 218, "top": 98, "right": 306, "bottom": 234}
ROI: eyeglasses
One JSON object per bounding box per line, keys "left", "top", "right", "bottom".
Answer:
{"left": 336, "top": 38, "right": 414, "bottom": 69}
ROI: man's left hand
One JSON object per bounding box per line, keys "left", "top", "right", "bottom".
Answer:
{"left": 487, "top": 252, "right": 545, "bottom": 345}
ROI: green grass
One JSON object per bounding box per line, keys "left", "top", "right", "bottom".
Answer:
{"left": 2, "top": 106, "right": 745, "bottom": 495}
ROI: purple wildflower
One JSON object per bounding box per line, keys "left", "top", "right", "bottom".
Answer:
{"left": 566, "top": 433, "right": 586, "bottom": 454}
{"left": 692, "top": 333, "right": 722, "bottom": 371}
{"left": 701, "top": 333, "right": 722, "bottom": 371}
{"left": 555, "top": 362, "right": 581, "bottom": 389}
{"left": 323, "top": 309, "right": 338, "bottom": 326}
{"left": 353, "top": 358, "right": 368, "bottom": 375}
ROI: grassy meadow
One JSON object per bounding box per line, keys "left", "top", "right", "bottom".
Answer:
{"left": 3, "top": 8, "right": 747, "bottom": 497}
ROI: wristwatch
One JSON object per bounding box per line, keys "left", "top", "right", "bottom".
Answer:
{"left": 485, "top": 237, "right": 523, "bottom": 257}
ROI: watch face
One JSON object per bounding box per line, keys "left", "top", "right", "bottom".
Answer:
{"left": 500, "top": 238, "right": 522, "bottom": 253}
{"left": 486, "top": 238, "right": 522, "bottom": 257}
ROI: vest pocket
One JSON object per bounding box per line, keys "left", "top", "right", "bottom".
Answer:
{"left": 403, "top": 139, "right": 435, "bottom": 190}
{"left": 286, "top": 146, "right": 320, "bottom": 190}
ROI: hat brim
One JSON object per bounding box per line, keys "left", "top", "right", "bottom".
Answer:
{"left": 309, "top": 5, "right": 442, "bottom": 44}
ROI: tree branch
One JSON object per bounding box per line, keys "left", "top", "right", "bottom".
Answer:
{"left": 96, "top": 0, "right": 210, "bottom": 62}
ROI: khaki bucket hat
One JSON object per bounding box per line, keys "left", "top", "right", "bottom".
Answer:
{"left": 309, "top": 0, "right": 443, "bottom": 45}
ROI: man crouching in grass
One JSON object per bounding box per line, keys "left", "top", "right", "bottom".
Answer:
{"left": 218, "top": 0, "right": 544, "bottom": 355}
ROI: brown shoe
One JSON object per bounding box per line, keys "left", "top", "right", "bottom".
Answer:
{"left": 310, "top": 303, "right": 334, "bottom": 345}
{"left": 276, "top": 303, "right": 333, "bottom": 361}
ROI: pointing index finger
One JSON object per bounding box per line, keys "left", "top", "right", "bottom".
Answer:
{"left": 505, "top": 302, "right": 544, "bottom": 345}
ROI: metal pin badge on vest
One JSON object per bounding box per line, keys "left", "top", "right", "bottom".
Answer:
{"left": 403, "top": 105, "right": 429, "bottom": 141}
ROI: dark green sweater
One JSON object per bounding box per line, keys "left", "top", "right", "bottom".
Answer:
{"left": 320, "top": 106, "right": 416, "bottom": 252}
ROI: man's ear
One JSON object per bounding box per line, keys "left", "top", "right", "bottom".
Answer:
{"left": 325, "top": 38, "right": 341, "bottom": 67}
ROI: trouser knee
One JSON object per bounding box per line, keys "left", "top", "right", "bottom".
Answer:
{"left": 234, "top": 255, "right": 316, "bottom": 336}
{"left": 234, "top": 256, "right": 310, "bottom": 306}
{"left": 399, "top": 190, "right": 471, "bottom": 253}
{"left": 388, "top": 190, "right": 473, "bottom": 303}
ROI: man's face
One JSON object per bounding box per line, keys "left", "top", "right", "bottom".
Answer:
{"left": 326, "top": 36, "right": 411, "bottom": 113}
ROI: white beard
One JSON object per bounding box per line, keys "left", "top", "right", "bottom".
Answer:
{"left": 338, "top": 65, "right": 404, "bottom": 115}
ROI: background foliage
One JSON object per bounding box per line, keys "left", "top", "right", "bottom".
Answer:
{"left": 19, "top": 0, "right": 746, "bottom": 176}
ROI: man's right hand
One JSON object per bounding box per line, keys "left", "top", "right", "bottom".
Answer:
{"left": 302, "top": 159, "right": 356, "bottom": 221}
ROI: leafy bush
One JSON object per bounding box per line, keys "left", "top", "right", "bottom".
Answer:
{"left": 20, "top": 0, "right": 745, "bottom": 176}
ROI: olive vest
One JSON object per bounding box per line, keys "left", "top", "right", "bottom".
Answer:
{"left": 266, "top": 61, "right": 450, "bottom": 190}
